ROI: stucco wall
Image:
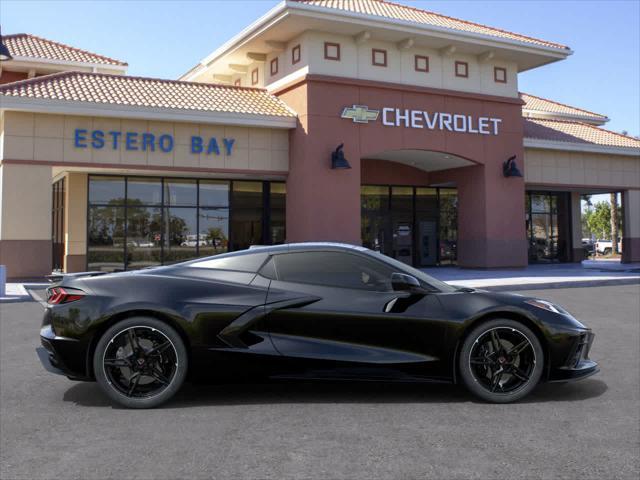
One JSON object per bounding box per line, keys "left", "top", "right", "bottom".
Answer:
{"left": 1, "top": 111, "right": 289, "bottom": 173}
{"left": 524, "top": 148, "right": 640, "bottom": 189}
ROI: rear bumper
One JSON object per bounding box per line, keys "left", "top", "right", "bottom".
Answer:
{"left": 548, "top": 331, "right": 599, "bottom": 382}
{"left": 38, "top": 325, "right": 91, "bottom": 380}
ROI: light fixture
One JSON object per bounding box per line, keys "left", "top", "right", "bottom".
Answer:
{"left": 0, "top": 27, "right": 13, "bottom": 62}
{"left": 502, "top": 155, "right": 522, "bottom": 178}
{"left": 331, "top": 143, "right": 351, "bottom": 169}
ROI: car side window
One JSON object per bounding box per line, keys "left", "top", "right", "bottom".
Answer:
{"left": 273, "top": 251, "right": 395, "bottom": 291}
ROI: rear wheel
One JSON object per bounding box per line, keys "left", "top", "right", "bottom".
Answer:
{"left": 459, "top": 319, "right": 543, "bottom": 403}
{"left": 93, "top": 317, "right": 188, "bottom": 408}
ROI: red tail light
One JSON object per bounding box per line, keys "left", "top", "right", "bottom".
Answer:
{"left": 47, "top": 287, "right": 85, "bottom": 305}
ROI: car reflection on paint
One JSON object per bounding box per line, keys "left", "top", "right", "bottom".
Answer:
{"left": 37, "top": 243, "right": 598, "bottom": 408}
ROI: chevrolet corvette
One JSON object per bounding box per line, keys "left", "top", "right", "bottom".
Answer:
{"left": 37, "top": 243, "right": 598, "bottom": 408}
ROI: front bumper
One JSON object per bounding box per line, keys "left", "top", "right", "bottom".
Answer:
{"left": 548, "top": 331, "right": 599, "bottom": 382}
{"left": 38, "top": 325, "right": 91, "bottom": 380}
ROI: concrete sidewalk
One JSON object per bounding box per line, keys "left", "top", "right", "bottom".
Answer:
{"left": 424, "top": 263, "right": 640, "bottom": 290}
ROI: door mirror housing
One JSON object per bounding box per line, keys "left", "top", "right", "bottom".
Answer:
{"left": 391, "top": 272, "right": 425, "bottom": 293}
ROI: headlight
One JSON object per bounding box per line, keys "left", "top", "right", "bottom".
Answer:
{"left": 524, "top": 299, "right": 562, "bottom": 314}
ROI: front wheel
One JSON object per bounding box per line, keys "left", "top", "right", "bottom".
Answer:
{"left": 93, "top": 317, "right": 188, "bottom": 408}
{"left": 459, "top": 319, "right": 544, "bottom": 403}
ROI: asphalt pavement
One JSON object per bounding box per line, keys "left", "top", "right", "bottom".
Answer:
{"left": 1, "top": 285, "right": 638, "bottom": 479}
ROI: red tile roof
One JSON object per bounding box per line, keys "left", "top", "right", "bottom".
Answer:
{"left": 3, "top": 33, "right": 127, "bottom": 67}
{"left": 292, "top": 0, "right": 569, "bottom": 50}
{"left": 0, "top": 71, "right": 296, "bottom": 118}
{"left": 520, "top": 93, "right": 608, "bottom": 121}
{"left": 524, "top": 118, "right": 640, "bottom": 149}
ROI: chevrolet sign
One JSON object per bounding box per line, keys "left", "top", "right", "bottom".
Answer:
{"left": 340, "top": 104, "right": 502, "bottom": 135}
{"left": 341, "top": 105, "right": 380, "bottom": 123}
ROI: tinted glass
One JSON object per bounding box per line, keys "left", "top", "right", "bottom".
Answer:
{"left": 200, "top": 180, "right": 230, "bottom": 207}
{"left": 126, "top": 206, "right": 162, "bottom": 268}
{"left": 164, "top": 180, "right": 197, "bottom": 207}
{"left": 87, "top": 206, "right": 125, "bottom": 272}
{"left": 163, "top": 208, "right": 199, "bottom": 264}
{"left": 274, "top": 251, "right": 395, "bottom": 291}
{"left": 231, "top": 181, "right": 263, "bottom": 250}
{"left": 190, "top": 252, "right": 269, "bottom": 272}
{"left": 89, "top": 176, "right": 125, "bottom": 205}
{"left": 270, "top": 183, "right": 286, "bottom": 245}
{"left": 199, "top": 208, "right": 229, "bottom": 257}
{"left": 128, "top": 177, "right": 162, "bottom": 206}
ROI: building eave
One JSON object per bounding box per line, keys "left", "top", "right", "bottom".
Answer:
{"left": 4, "top": 55, "right": 128, "bottom": 72}
{"left": 524, "top": 138, "right": 640, "bottom": 157}
{"left": 522, "top": 110, "right": 609, "bottom": 126}
{"left": 0, "top": 96, "right": 297, "bottom": 129}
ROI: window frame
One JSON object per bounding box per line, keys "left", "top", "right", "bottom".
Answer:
{"left": 270, "top": 57, "right": 279, "bottom": 76}
{"left": 414, "top": 55, "right": 429, "bottom": 73}
{"left": 494, "top": 66, "right": 507, "bottom": 83}
{"left": 291, "top": 44, "right": 301, "bottom": 65}
{"left": 251, "top": 68, "right": 259, "bottom": 85}
{"left": 455, "top": 61, "right": 469, "bottom": 78}
{"left": 324, "top": 42, "right": 341, "bottom": 61}
{"left": 371, "top": 48, "right": 387, "bottom": 67}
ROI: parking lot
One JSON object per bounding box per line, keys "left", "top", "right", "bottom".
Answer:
{"left": 1, "top": 284, "right": 639, "bottom": 479}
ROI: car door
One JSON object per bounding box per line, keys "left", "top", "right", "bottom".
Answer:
{"left": 262, "top": 250, "right": 450, "bottom": 381}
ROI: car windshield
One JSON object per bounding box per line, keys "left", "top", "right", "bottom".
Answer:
{"left": 365, "top": 249, "right": 457, "bottom": 293}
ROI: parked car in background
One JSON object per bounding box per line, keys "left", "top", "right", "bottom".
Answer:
{"left": 581, "top": 238, "right": 595, "bottom": 257}
{"left": 595, "top": 238, "right": 622, "bottom": 255}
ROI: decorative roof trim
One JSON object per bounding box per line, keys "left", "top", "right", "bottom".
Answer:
{"left": 520, "top": 92, "right": 608, "bottom": 120}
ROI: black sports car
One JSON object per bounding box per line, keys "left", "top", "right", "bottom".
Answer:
{"left": 37, "top": 243, "right": 598, "bottom": 408}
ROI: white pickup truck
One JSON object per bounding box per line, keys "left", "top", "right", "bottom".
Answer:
{"left": 595, "top": 238, "right": 622, "bottom": 255}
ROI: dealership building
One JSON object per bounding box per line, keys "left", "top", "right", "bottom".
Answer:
{"left": 1, "top": 0, "right": 639, "bottom": 279}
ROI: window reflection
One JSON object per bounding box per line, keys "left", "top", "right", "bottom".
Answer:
{"left": 87, "top": 176, "right": 283, "bottom": 271}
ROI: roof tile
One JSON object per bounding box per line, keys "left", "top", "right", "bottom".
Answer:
{"left": 0, "top": 71, "right": 296, "bottom": 118}
{"left": 520, "top": 93, "right": 607, "bottom": 120}
{"left": 523, "top": 118, "right": 640, "bottom": 149}
{"left": 293, "top": 0, "right": 568, "bottom": 50}
{"left": 3, "top": 33, "right": 127, "bottom": 66}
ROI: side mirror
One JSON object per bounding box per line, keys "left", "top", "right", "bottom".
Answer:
{"left": 391, "top": 272, "right": 423, "bottom": 293}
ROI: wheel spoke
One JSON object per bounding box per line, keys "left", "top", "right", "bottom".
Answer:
{"left": 490, "top": 371, "right": 503, "bottom": 392}
{"left": 150, "top": 368, "right": 170, "bottom": 385}
{"left": 104, "top": 357, "right": 131, "bottom": 368}
{"left": 508, "top": 339, "right": 530, "bottom": 356}
{"left": 511, "top": 367, "right": 530, "bottom": 382}
{"left": 490, "top": 330, "right": 502, "bottom": 353}
{"left": 127, "top": 372, "right": 141, "bottom": 396}
{"left": 127, "top": 329, "right": 141, "bottom": 351}
{"left": 147, "top": 341, "right": 172, "bottom": 356}
{"left": 470, "top": 356, "right": 492, "bottom": 365}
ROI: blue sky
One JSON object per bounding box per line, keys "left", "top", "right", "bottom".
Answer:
{"left": 2, "top": 0, "right": 639, "bottom": 136}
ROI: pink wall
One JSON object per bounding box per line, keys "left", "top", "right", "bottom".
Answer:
{"left": 276, "top": 75, "right": 527, "bottom": 268}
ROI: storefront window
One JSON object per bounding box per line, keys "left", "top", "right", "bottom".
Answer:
{"left": 231, "top": 181, "right": 263, "bottom": 251}
{"left": 270, "top": 183, "right": 286, "bottom": 245}
{"left": 526, "top": 192, "right": 570, "bottom": 263}
{"left": 88, "top": 205, "right": 125, "bottom": 271}
{"left": 361, "top": 185, "right": 457, "bottom": 267}
{"left": 87, "top": 176, "right": 284, "bottom": 271}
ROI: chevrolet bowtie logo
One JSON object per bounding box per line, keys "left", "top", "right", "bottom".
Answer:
{"left": 341, "top": 105, "right": 380, "bottom": 124}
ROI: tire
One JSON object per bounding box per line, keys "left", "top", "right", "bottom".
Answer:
{"left": 603, "top": 248, "right": 612, "bottom": 256}
{"left": 459, "top": 319, "right": 544, "bottom": 403}
{"left": 93, "top": 316, "right": 188, "bottom": 409}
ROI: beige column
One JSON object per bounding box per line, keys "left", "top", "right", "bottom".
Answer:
{"left": 0, "top": 163, "right": 53, "bottom": 278}
{"left": 64, "top": 172, "right": 88, "bottom": 273}
{"left": 570, "top": 192, "right": 584, "bottom": 262}
{"left": 622, "top": 189, "right": 640, "bottom": 263}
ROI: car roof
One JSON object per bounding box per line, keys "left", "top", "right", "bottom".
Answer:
{"left": 248, "top": 242, "right": 369, "bottom": 254}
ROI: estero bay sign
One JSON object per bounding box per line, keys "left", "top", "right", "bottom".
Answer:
{"left": 341, "top": 105, "right": 502, "bottom": 135}
{"left": 74, "top": 129, "right": 236, "bottom": 155}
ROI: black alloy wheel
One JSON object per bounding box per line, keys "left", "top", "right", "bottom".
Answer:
{"left": 459, "top": 319, "right": 544, "bottom": 403}
{"left": 94, "top": 317, "right": 188, "bottom": 408}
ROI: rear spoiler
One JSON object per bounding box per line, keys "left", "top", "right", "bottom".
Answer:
{"left": 46, "top": 271, "right": 109, "bottom": 284}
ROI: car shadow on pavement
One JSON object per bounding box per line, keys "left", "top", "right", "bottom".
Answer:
{"left": 62, "top": 378, "right": 608, "bottom": 409}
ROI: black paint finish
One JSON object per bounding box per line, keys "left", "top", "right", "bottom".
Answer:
{"left": 38, "top": 243, "right": 598, "bottom": 392}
